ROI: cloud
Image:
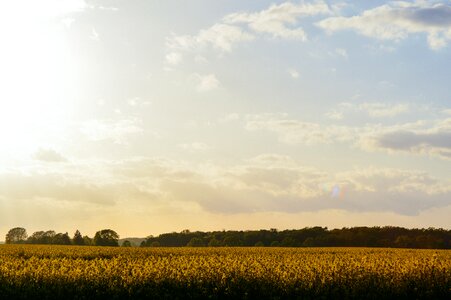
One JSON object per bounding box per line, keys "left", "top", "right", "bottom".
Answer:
{"left": 167, "top": 24, "right": 254, "bottom": 52}
{"left": 127, "top": 97, "right": 151, "bottom": 107}
{"left": 1, "top": 155, "right": 450, "bottom": 225}
{"left": 334, "top": 48, "right": 348, "bottom": 58}
{"left": 245, "top": 113, "right": 356, "bottom": 145}
{"left": 89, "top": 28, "right": 99, "bottom": 41}
{"left": 120, "top": 156, "right": 451, "bottom": 215}
{"left": 0, "top": 172, "right": 115, "bottom": 206}
{"left": 191, "top": 73, "right": 220, "bottom": 92}
{"left": 325, "top": 102, "right": 410, "bottom": 119}
{"left": 33, "top": 148, "right": 67, "bottom": 163}
{"left": 80, "top": 118, "right": 143, "bottom": 144}
{"left": 324, "top": 110, "right": 343, "bottom": 120}
{"left": 361, "top": 118, "right": 451, "bottom": 159}
{"left": 179, "top": 142, "right": 211, "bottom": 152}
{"left": 246, "top": 112, "right": 451, "bottom": 160}
{"left": 166, "top": 1, "right": 331, "bottom": 59}
{"left": 360, "top": 102, "right": 409, "bottom": 118}
{"left": 288, "top": 69, "right": 300, "bottom": 78}
{"left": 223, "top": 1, "right": 331, "bottom": 40}
{"left": 165, "top": 52, "right": 182, "bottom": 65}
{"left": 317, "top": 2, "right": 451, "bottom": 49}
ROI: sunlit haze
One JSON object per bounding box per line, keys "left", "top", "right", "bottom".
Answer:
{"left": 1, "top": 0, "right": 450, "bottom": 239}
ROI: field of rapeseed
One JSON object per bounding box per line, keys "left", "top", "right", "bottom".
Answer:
{"left": 0, "top": 245, "right": 449, "bottom": 299}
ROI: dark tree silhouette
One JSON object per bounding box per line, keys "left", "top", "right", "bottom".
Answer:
{"left": 72, "top": 230, "right": 85, "bottom": 245}
{"left": 94, "top": 229, "right": 119, "bottom": 246}
{"left": 5, "top": 227, "right": 28, "bottom": 244}
{"left": 187, "top": 237, "right": 205, "bottom": 247}
{"left": 122, "top": 240, "right": 132, "bottom": 247}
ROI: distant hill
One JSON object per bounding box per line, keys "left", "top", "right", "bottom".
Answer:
{"left": 119, "top": 237, "right": 146, "bottom": 247}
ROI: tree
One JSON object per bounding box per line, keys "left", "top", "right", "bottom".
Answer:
{"left": 42, "top": 231, "right": 56, "bottom": 244}
{"left": 187, "top": 237, "right": 205, "bottom": 247}
{"left": 83, "top": 235, "right": 93, "bottom": 246}
{"left": 208, "top": 238, "right": 221, "bottom": 247}
{"left": 53, "top": 233, "right": 71, "bottom": 245}
{"left": 5, "top": 227, "right": 28, "bottom": 244}
{"left": 150, "top": 241, "right": 160, "bottom": 247}
{"left": 72, "top": 230, "right": 84, "bottom": 245}
{"left": 122, "top": 240, "right": 132, "bottom": 247}
{"left": 28, "top": 231, "right": 46, "bottom": 244}
{"left": 94, "top": 229, "right": 119, "bottom": 246}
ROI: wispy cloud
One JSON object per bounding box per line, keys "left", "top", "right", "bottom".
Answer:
{"left": 191, "top": 73, "right": 220, "bottom": 92}
{"left": 33, "top": 148, "right": 67, "bottom": 163}
{"left": 325, "top": 102, "right": 410, "bottom": 119}
{"left": 167, "top": 24, "right": 254, "bottom": 53}
{"left": 80, "top": 119, "right": 143, "bottom": 144}
{"left": 223, "top": 1, "right": 331, "bottom": 41}
{"left": 165, "top": 52, "right": 182, "bottom": 65}
{"left": 179, "top": 142, "right": 211, "bottom": 152}
{"left": 317, "top": 1, "right": 451, "bottom": 50}
{"left": 166, "top": 1, "right": 331, "bottom": 60}
{"left": 288, "top": 69, "right": 300, "bottom": 78}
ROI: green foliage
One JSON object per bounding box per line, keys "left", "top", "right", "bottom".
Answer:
{"left": 83, "top": 235, "right": 93, "bottom": 246}
{"left": 94, "top": 229, "right": 119, "bottom": 247}
{"left": 5, "top": 227, "right": 27, "bottom": 244}
{"left": 122, "top": 240, "right": 132, "bottom": 247}
{"left": 72, "top": 230, "right": 84, "bottom": 245}
{"left": 187, "top": 237, "right": 205, "bottom": 247}
{"left": 141, "top": 227, "right": 451, "bottom": 249}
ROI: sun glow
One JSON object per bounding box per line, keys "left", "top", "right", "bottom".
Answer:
{"left": 0, "top": 1, "right": 82, "bottom": 158}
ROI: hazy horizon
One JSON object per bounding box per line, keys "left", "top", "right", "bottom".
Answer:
{"left": 1, "top": 0, "right": 450, "bottom": 239}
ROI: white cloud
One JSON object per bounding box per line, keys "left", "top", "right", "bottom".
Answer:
{"left": 360, "top": 102, "right": 409, "bottom": 118}
{"left": 89, "top": 28, "right": 99, "bottom": 41}
{"left": 80, "top": 119, "right": 143, "bottom": 144}
{"left": 245, "top": 113, "right": 356, "bottom": 145}
{"left": 166, "top": 1, "right": 331, "bottom": 58}
{"left": 325, "top": 102, "right": 410, "bottom": 119}
{"left": 334, "top": 48, "right": 348, "bottom": 58}
{"left": 127, "top": 97, "right": 151, "bottom": 107}
{"left": 219, "top": 113, "right": 240, "bottom": 123}
{"left": 324, "top": 110, "right": 343, "bottom": 120}
{"left": 165, "top": 52, "right": 182, "bottom": 65}
{"left": 223, "top": 1, "right": 331, "bottom": 40}
{"left": 288, "top": 69, "right": 300, "bottom": 78}
{"left": 246, "top": 112, "right": 451, "bottom": 160}
{"left": 192, "top": 73, "right": 220, "bottom": 92}
{"left": 317, "top": 2, "right": 451, "bottom": 50}
{"left": 33, "top": 148, "right": 67, "bottom": 163}
{"left": 167, "top": 24, "right": 254, "bottom": 52}
{"left": 179, "top": 142, "right": 211, "bottom": 152}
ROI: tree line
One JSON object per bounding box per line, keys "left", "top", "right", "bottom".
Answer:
{"left": 141, "top": 226, "right": 450, "bottom": 249}
{"left": 5, "top": 228, "right": 124, "bottom": 247}
{"left": 4, "top": 226, "right": 450, "bottom": 249}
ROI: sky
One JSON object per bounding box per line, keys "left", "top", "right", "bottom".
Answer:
{"left": 0, "top": 0, "right": 450, "bottom": 239}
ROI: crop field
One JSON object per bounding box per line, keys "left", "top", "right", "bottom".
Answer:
{"left": 0, "top": 245, "right": 449, "bottom": 299}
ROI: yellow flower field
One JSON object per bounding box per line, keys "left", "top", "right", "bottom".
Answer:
{"left": 0, "top": 245, "right": 449, "bottom": 299}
